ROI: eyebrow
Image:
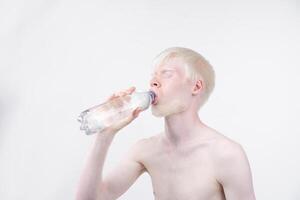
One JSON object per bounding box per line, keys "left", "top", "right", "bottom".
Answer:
{"left": 151, "top": 68, "right": 176, "bottom": 76}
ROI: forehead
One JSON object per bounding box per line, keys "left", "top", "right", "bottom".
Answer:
{"left": 152, "top": 57, "right": 186, "bottom": 74}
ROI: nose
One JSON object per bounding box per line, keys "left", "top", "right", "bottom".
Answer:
{"left": 150, "top": 78, "right": 161, "bottom": 88}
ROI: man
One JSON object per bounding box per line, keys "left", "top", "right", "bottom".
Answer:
{"left": 76, "top": 47, "right": 256, "bottom": 200}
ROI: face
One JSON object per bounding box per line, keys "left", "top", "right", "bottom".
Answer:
{"left": 149, "top": 57, "right": 193, "bottom": 117}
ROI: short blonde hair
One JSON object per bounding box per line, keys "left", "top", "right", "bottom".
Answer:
{"left": 152, "top": 47, "right": 215, "bottom": 109}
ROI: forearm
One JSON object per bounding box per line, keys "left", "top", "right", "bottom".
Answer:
{"left": 76, "top": 129, "right": 117, "bottom": 200}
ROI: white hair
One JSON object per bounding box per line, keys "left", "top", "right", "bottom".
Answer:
{"left": 152, "top": 47, "right": 215, "bottom": 109}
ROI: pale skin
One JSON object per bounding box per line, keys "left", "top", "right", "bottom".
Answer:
{"left": 75, "top": 57, "right": 256, "bottom": 200}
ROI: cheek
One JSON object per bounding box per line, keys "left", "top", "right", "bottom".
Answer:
{"left": 165, "top": 86, "right": 179, "bottom": 94}
{"left": 160, "top": 77, "right": 191, "bottom": 99}
{"left": 161, "top": 85, "right": 179, "bottom": 99}
{"left": 164, "top": 83, "right": 190, "bottom": 100}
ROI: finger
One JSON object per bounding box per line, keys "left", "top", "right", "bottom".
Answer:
{"left": 116, "top": 87, "right": 134, "bottom": 101}
{"left": 114, "top": 87, "right": 135, "bottom": 97}
{"left": 123, "top": 94, "right": 131, "bottom": 103}
{"left": 115, "top": 110, "right": 136, "bottom": 129}
{"left": 107, "top": 93, "right": 116, "bottom": 101}
{"left": 111, "top": 107, "right": 142, "bottom": 131}
{"left": 132, "top": 107, "right": 142, "bottom": 118}
{"left": 118, "top": 91, "right": 126, "bottom": 96}
{"left": 110, "top": 97, "right": 124, "bottom": 108}
{"left": 126, "top": 86, "right": 135, "bottom": 95}
{"left": 107, "top": 86, "right": 134, "bottom": 102}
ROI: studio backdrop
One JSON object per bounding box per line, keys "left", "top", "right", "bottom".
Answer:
{"left": 0, "top": 0, "right": 299, "bottom": 199}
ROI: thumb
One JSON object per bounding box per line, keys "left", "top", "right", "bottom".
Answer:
{"left": 133, "top": 107, "right": 143, "bottom": 118}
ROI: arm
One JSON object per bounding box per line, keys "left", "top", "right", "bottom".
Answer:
{"left": 75, "top": 86, "right": 145, "bottom": 200}
{"left": 75, "top": 130, "right": 116, "bottom": 200}
{"left": 215, "top": 141, "right": 256, "bottom": 200}
{"left": 75, "top": 130, "right": 146, "bottom": 200}
{"left": 100, "top": 138, "right": 146, "bottom": 199}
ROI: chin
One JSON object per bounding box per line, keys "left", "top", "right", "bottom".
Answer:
{"left": 151, "top": 108, "right": 168, "bottom": 117}
{"left": 151, "top": 100, "right": 187, "bottom": 117}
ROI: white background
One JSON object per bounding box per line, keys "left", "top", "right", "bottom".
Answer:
{"left": 0, "top": 0, "right": 299, "bottom": 199}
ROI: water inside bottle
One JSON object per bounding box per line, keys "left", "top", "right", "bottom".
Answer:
{"left": 77, "top": 90, "right": 156, "bottom": 135}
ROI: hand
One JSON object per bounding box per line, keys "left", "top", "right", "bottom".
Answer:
{"left": 101, "top": 86, "right": 143, "bottom": 134}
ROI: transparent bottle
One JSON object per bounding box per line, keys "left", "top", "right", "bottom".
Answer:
{"left": 77, "top": 90, "right": 156, "bottom": 135}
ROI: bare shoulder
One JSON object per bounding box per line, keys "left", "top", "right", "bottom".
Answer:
{"left": 133, "top": 132, "right": 162, "bottom": 148}
{"left": 209, "top": 130, "right": 255, "bottom": 199}
{"left": 208, "top": 130, "right": 251, "bottom": 180}
{"left": 210, "top": 130, "right": 247, "bottom": 161}
{"left": 129, "top": 132, "right": 162, "bottom": 159}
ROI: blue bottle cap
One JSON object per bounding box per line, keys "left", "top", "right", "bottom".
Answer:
{"left": 148, "top": 90, "right": 157, "bottom": 104}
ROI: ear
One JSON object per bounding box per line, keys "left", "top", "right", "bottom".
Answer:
{"left": 192, "top": 79, "right": 203, "bottom": 95}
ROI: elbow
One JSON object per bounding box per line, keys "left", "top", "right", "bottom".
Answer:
{"left": 75, "top": 182, "right": 110, "bottom": 200}
{"left": 75, "top": 193, "right": 104, "bottom": 200}
{"left": 75, "top": 190, "right": 98, "bottom": 200}
{"left": 75, "top": 187, "right": 106, "bottom": 200}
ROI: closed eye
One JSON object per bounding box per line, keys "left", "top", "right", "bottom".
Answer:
{"left": 150, "top": 69, "right": 175, "bottom": 79}
{"left": 161, "top": 71, "right": 173, "bottom": 78}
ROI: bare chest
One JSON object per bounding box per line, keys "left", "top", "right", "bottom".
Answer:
{"left": 141, "top": 141, "right": 225, "bottom": 200}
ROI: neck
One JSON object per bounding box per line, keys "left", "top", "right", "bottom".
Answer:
{"left": 163, "top": 109, "right": 207, "bottom": 147}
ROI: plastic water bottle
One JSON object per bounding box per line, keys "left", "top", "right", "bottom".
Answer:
{"left": 77, "top": 90, "right": 156, "bottom": 135}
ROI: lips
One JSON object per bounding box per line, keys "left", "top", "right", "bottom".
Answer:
{"left": 153, "top": 96, "right": 158, "bottom": 105}
{"left": 150, "top": 90, "right": 159, "bottom": 105}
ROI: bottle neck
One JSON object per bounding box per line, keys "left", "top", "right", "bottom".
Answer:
{"left": 148, "top": 91, "right": 156, "bottom": 105}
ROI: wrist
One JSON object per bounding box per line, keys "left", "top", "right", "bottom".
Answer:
{"left": 100, "top": 127, "right": 119, "bottom": 135}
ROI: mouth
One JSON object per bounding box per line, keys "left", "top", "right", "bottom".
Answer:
{"left": 153, "top": 96, "right": 158, "bottom": 105}
{"left": 150, "top": 90, "right": 159, "bottom": 105}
